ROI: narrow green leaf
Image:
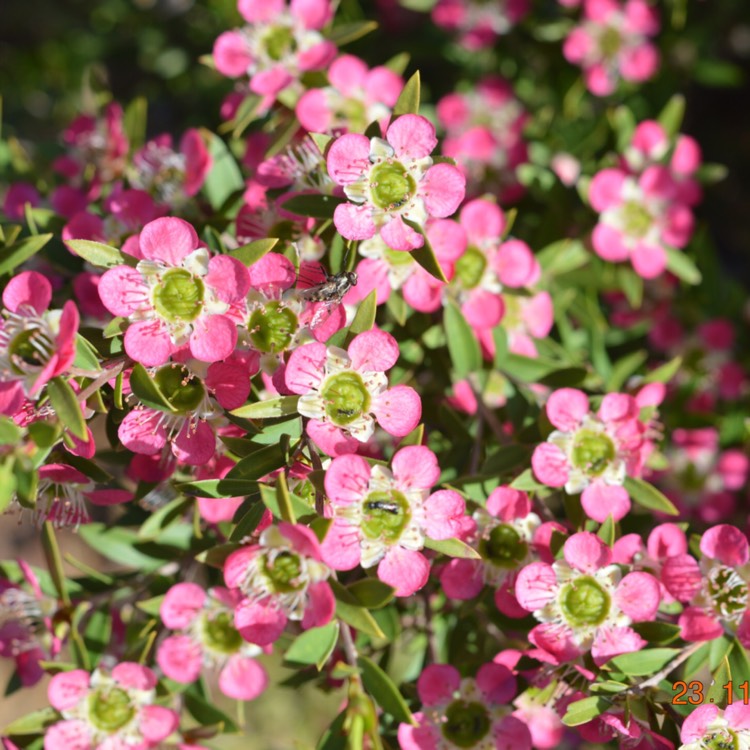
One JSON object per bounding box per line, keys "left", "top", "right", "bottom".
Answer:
{"left": 65, "top": 239, "right": 127, "bottom": 269}
{"left": 605, "top": 648, "right": 680, "bottom": 676}
{"left": 280, "top": 193, "right": 345, "bottom": 219}
{"left": 597, "top": 515, "right": 616, "bottom": 546}
{"left": 184, "top": 693, "right": 238, "bottom": 733}
{"left": 510, "top": 469, "right": 547, "bottom": 492}
{"left": 481, "top": 445, "right": 531, "bottom": 476}
{"left": 329, "top": 20, "right": 379, "bottom": 46}
{"left": 537, "top": 239, "right": 589, "bottom": 276}
{"left": 405, "top": 218, "right": 448, "bottom": 282}
{"left": 643, "top": 356, "right": 682, "bottom": 385}
{"left": 0, "top": 233, "right": 53, "bottom": 275}
{"left": 607, "top": 350, "right": 648, "bottom": 392}
{"left": 706, "top": 655, "right": 732, "bottom": 706}
{"left": 227, "top": 442, "right": 289, "bottom": 480}
{"left": 0, "top": 416, "right": 22, "bottom": 445}
{"left": 398, "top": 424, "right": 424, "bottom": 448}
{"left": 123, "top": 96, "right": 148, "bottom": 151}
{"left": 384, "top": 52, "right": 410, "bottom": 75}
{"left": 129, "top": 363, "right": 177, "bottom": 413}
{"left": 275, "top": 471, "right": 296, "bottom": 524}
{"left": 2, "top": 707, "right": 58, "bottom": 735}
{"left": 665, "top": 248, "right": 702, "bottom": 285}
{"left": 74, "top": 335, "right": 102, "bottom": 372}
{"left": 631, "top": 622, "right": 682, "bottom": 644}
{"left": 228, "top": 238, "right": 279, "bottom": 266}
{"left": 201, "top": 129, "right": 244, "bottom": 210}
{"left": 231, "top": 395, "right": 300, "bottom": 419}
{"left": 423, "top": 536, "right": 481, "bottom": 559}
{"left": 331, "top": 581, "right": 385, "bottom": 640}
{"left": 41, "top": 521, "right": 70, "bottom": 606}
{"left": 176, "top": 478, "right": 259, "bottom": 498}
{"left": 358, "top": 655, "right": 415, "bottom": 724}
{"left": 624, "top": 477, "right": 679, "bottom": 515}
{"left": 310, "top": 132, "right": 334, "bottom": 155}
{"left": 657, "top": 95, "right": 685, "bottom": 137}
{"left": 0, "top": 458, "right": 17, "bottom": 515}
{"left": 46, "top": 377, "right": 88, "bottom": 440}
{"left": 347, "top": 289, "right": 377, "bottom": 338}
{"left": 285, "top": 621, "right": 340, "bottom": 669}
{"left": 347, "top": 579, "right": 395, "bottom": 609}
{"left": 393, "top": 71, "right": 421, "bottom": 116}
{"left": 444, "top": 302, "right": 481, "bottom": 379}
{"left": 562, "top": 696, "right": 611, "bottom": 726}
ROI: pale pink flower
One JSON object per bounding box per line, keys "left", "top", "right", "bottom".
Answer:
{"left": 397, "top": 663, "right": 532, "bottom": 750}
{"left": 284, "top": 329, "right": 421, "bottom": 456}
{"left": 679, "top": 704, "right": 750, "bottom": 750}
{"left": 97, "top": 217, "right": 250, "bottom": 366}
{"left": 45, "top": 663, "right": 178, "bottom": 750}
{"left": 327, "top": 114, "right": 465, "bottom": 251}
{"left": 320, "top": 446, "right": 466, "bottom": 596}
{"left": 432, "top": 0, "right": 530, "bottom": 49}
{"left": 515, "top": 532, "right": 661, "bottom": 665}
{"left": 224, "top": 522, "right": 335, "bottom": 645}
{"left": 156, "top": 583, "right": 268, "bottom": 701}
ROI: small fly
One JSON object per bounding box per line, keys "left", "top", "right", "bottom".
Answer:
{"left": 364, "top": 500, "right": 401, "bottom": 515}
{"left": 296, "top": 270, "right": 358, "bottom": 329}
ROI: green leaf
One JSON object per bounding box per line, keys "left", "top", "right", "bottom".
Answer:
{"left": 624, "top": 477, "right": 679, "bottom": 516}
{"left": 444, "top": 302, "right": 481, "bottom": 379}
{"left": 46, "top": 377, "right": 87, "bottom": 440}
{"left": 275, "top": 471, "right": 296, "bottom": 524}
{"left": 347, "top": 289, "right": 377, "bottom": 338}
{"left": 2, "top": 707, "right": 58, "bottom": 735}
{"left": 280, "top": 193, "right": 345, "bottom": 219}
{"left": 607, "top": 350, "right": 648, "bottom": 392}
{"left": 259, "top": 483, "right": 311, "bottom": 523}
{"left": 135, "top": 595, "right": 165, "bottom": 617}
{"left": 537, "top": 239, "right": 589, "bottom": 276}
{"left": 605, "top": 648, "right": 680, "bottom": 676}
{"left": 393, "top": 71, "right": 421, "bottom": 116}
{"left": 65, "top": 239, "right": 127, "bottom": 269}
{"left": 631, "top": 622, "right": 681, "bottom": 644}
{"left": 0, "top": 416, "right": 23, "bottom": 445}
{"left": 643, "top": 356, "right": 682, "bottom": 384}
{"left": 184, "top": 692, "right": 238, "bottom": 733}
{"left": 129, "top": 363, "right": 176, "bottom": 413}
{"left": 347, "top": 579, "right": 395, "bottom": 609}
{"left": 78, "top": 523, "right": 169, "bottom": 571}
{"left": 510, "top": 469, "right": 547, "bottom": 492}
{"left": 176, "top": 478, "right": 259, "bottom": 498}
{"left": 694, "top": 60, "right": 744, "bottom": 88}
{"left": 657, "top": 95, "right": 685, "bottom": 137}
{"left": 329, "top": 20, "right": 379, "bottom": 46}
{"left": 74, "top": 335, "right": 102, "bottom": 372}
{"left": 597, "top": 515, "right": 615, "bottom": 546}
{"left": 423, "top": 536, "right": 481, "bottom": 559}
{"left": 310, "top": 132, "right": 333, "bottom": 155}
{"left": 665, "top": 248, "right": 702, "bottom": 285}
{"left": 0, "top": 233, "right": 53, "bottom": 275}
{"left": 0, "top": 458, "right": 17, "bottom": 515}
{"left": 358, "top": 655, "right": 415, "bottom": 724}
{"left": 405, "top": 219, "right": 448, "bottom": 283}
{"left": 331, "top": 580, "right": 386, "bottom": 640}
{"left": 562, "top": 696, "right": 611, "bottom": 726}
{"left": 229, "top": 501, "right": 268, "bottom": 542}
{"left": 123, "top": 96, "right": 148, "bottom": 151}
{"left": 385, "top": 52, "right": 410, "bottom": 75}
{"left": 226, "top": 442, "right": 289, "bottom": 481}
{"left": 228, "top": 238, "right": 278, "bottom": 266}
{"left": 706, "top": 655, "right": 731, "bottom": 706}
{"left": 501, "top": 354, "right": 562, "bottom": 383}
{"left": 201, "top": 129, "right": 244, "bottom": 210}
{"left": 138, "top": 496, "right": 191, "bottom": 539}
{"left": 231, "top": 395, "right": 300, "bottom": 419}
{"left": 285, "top": 621, "right": 340, "bottom": 669}
{"left": 41, "top": 522, "right": 70, "bottom": 606}
{"left": 398, "top": 424, "right": 424, "bottom": 448}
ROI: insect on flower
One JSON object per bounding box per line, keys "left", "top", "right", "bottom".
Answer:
{"left": 296, "top": 269, "right": 358, "bottom": 330}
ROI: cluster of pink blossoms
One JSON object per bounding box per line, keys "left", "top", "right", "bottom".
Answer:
{"left": 432, "top": 0, "right": 530, "bottom": 50}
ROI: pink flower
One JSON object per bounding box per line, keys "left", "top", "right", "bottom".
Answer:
{"left": 296, "top": 54, "right": 403, "bottom": 134}
{"left": 531, "top": 389, "right": 649, "bottom": 522}
{"left": 224, "top": 522, "right": 335, "bottom": 645}
{"left": 515, "top": 532, "right": 661, "bottom": 665}
{"left": 679, "top": 704, "right": 750, "bottom": 750}
{"left": 432, "top": 0, "right": 530, "bottom": 49}
{"left": 0, "top": 271, "right": 79, "bottom": 415}
{"left": 45, "top": 663, "right": 178, "bottom": 750}
{"left": 156, "top": 583, "right": 268, "bottom": 701}
{"left": 327, "top": 114, "right": 465, "bottom": 251}
{"left": 320, "top": 446, "right": 466, "bottom": 596}
{"left": 397, "top": 662, "right": 532, "bottom": 750}
{"left": 3, "top": 183, "right": 41, "bottom": 221}
{"left": 213, "top": 0, "right": 336, "bottom": 97}
{"left": 661, "top": 524, "right": 750, "bottom": 644}
{"left": 97, "top": 217, "right": 250, "bottom": 366}
{"left": 563, "top": 0, "right": 660, "bottom": 96}
{"left": 284, "top": 329, "right": 421, "bottom": 455}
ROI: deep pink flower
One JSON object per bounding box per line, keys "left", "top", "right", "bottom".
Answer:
{"left": 397, "top": 662, "right": 532, "bottom": 750}
{"left": 97, "top": 217, "right": 250, "bottom": 366}
{"left": 3, "top": 183, "right": 41, "bottom": 221}
{"left": 284, "top": 329, "right": 421, "bottom": 455}
{"left": 327, "top": 114, "right": 465, "bottom": 251}
{"left": 45, "top": 663, "right": 178, "bottom": 750}
{"left": 224, "top": 522, "right": 335, "bottom": 645}
{"left": 320, "top": 446, "right": 466, "bottom": 596}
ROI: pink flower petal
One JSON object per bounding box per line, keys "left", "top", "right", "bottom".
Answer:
{"left": 531, "top": 443, "right": 569, "bottom": 487}
{"left": 327, "top": 134, "right": 371, "bottom": 186}
{"left": 139, "top": 217, "right": 199, "bottom": 266}
{"left": 494, "top": 240, "right": 538, "bottom": 288}
{"left": 301, "top": 580, "right": 336, "bottom": 629}
{"left": 2, "top": 271, "right": 51, "bottom": 314}
{"left": 333, "top": 202, "right": 378, "bottom": 241}
{"left": 285, "top": 341, "right": 327, "bottom": 393}
{"left": 328, "top": 54, "right": 368, "bottom": 95}
{"left": 598, "top": 393, "right": 638, "bottom": 423}
{"left": 615, "top": 572, "right": 661, "bottom": 620}
{"left": 156, "top": 635, "right": 203, "bottom": 683}
{"left": 580, "top": 482, "right": 631, "bottom": 523}
{"left": 592, "top": 223, "right": 630, "bottom": 262}
{"left": 646, "top": 523, "right": 687, "bottom": 560}
{"left": 44, "top": 719, "right": 91, "bottom": 750}
{"left": 528, "top": 622, "right": 580, "bottom": 662}
{"left": 421, "top": 163, "right": 466, "bottom": 218}
{"left": 386, "top": 114, "right": 437, "bottom": 161}
{"left": 219, "top": 655, "right": 269, "bottom": 701}
{"left": 139, "top": 705, "right": 179, "bottom": 743}
{"left": 235, "top": 598, "right": 287, "bottom": 645}
{"left": 320, "top": 519, "right": 362, "bottom": 570}
{"left": 700, "top": 524, "right": 749, "bottom": 567}
{"left": 290, "top": 0, "right": 333, "bottom": 29}
{"left": 306, "top": 419, "right": 361, "bottom": 456}
{"left": 118, "top": 409, "right": 167, "bottom": 455}
{"left": 247, "top": 252, "right": 296, "bottom": 293}
{"left": 486, "top": 487, "right": 531, "bottom": 521}
{"left": 423, "top": 490, "right": 466, "bottom": 540}
{"left": 725, "top": 703, "right": 750, "bottom": 731}
{"left": 545, "top": 388, "right": 589, "bottom": 431}
{"left": 160, "top": 582, "right": 206, "bottom": 628}
{"left": 124, "top": 319, "right": 173, "bottom": 367}
{"left": 372, "top": 385, "right": 422, "bottom": 437}
{"left": 680, "top": 705, "right": 720, "bottom": 744}
{"left": 440, "top": 558, "right": 484, "bottom": 600}
{"left": 589, "top": 169, "right": 626, "bottom": 212}
{"left": 493, "top": 715, "right": 532, "bottom": 750}
{"left": 661, "top": 554, "right": 702, "bottom": 602}
{"left": 98, "top": 266, "right": 150, "bottom": 317}
{"left": 189, "top": 314, "right": 237, "bottom": 363}
{"left": 205, "top": 361, "right": 252, "bottom": 411}
{"left": 380, "top": 214, "right": 423, "bottom": 251}
{"left": 238, "top": 0, "right": 284, "bottom": 22}
{"left": 477, "top": 662, "right": 517, "bottom": 705}
{"left": 348, "top": 329, "right": 400, "bottom": 372}
{"left": 296, "top": 89, "right": 332, "bottom": 133}
{"left": 678, "top": 607, "right": 723, "bottom": 642}
{"left": 515, "top": 562, "right": 557, "bottom": 611}
{"left": 171, "top": 420, "right": 216, "bottom": 466}
{"left": 391, "top": 446, "right": 440, "bottom": 491}
{"left": 417, "top": 664, "right": 460, "bottom": 705}
{"left": 205, "top": 255, "right": 251, "bottom": 302}
{"left": 112, "top": 662, "right": 157, "bottom": 690}
{"left": 459, "top": 198, "right": 505, "bottom": 243}
{"left": 224, "top": 547, "right": 259, "bottom": 590}
{"left": 563, "top": 532, "right": 612, "bottom": 573}
{"left": 377, "top": 547, "right": 430, "bottom": 596}
{"left": 324, "top": 453, "right": 371, "bottom": 506}
{"left": 591, "top": 626, "right": 646, "bottom": 667}
{"left": 631, "top": 242, "right": 667, "bottom": 279}
{"left": 426, "top": 218, "right": 466, "bottom": 263}
{"left": 48, "top": 670, "right": 90, "bottom": 711}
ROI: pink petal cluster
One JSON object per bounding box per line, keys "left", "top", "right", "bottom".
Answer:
{"left": 284, "top": 329, "right": 421, "bottom": 456}
{"left": 398, "top": 662, "right": 532, "bottom": 750}
{"left": 515, "top": 532, "right": 661, "bottom": 665}
{"left": 224, "top": 522, "right": 335, "bottom": 645}
{"left": 45, "top": 663, "right": 178, "bottom": 750}
{"left": 213, "top": 0, "right": 336, "bottom": 97}
{"left": 679, "top": 704, "right": 750, "bottom": 750}
{"left": 97, "top": 217, "right": 250, "bottom": 366}
{"left": 156, "top": 582, "right": 268, "bottom": 701}
{"left": 327, "top": 114, "right": 465, "bottom": 251}
{"left": 532, "top": 388, "right": 653, "bottom": 521}
{"left": 563, "top": 0, "right": 660, "bottom": 96}
{"left": 320, "top": 446, "right": 466, "bottom": 596}
{"left": 432, "top": 0, "right": 531, "bottom": 50}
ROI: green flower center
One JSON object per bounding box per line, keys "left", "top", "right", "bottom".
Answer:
{"left": 600, "top": 26, "right": 623, "bottom": 57}
{"left": 559, "top": 575, "right": 611, "bottom": 627}
{"left": 360, "top": 490, "right": 411, "bottom": 544}
{"left": 706, "top": 565, "right": 748, "bottom": 621}
{"left": 442, "top": 700, "right": 491, "bottom": 748}
{"left": 704, "top": 729, "right": 739, "bottom": 750}
{"left": 262, "top": 550, "right": 303, "bottom": 593}
{"left": 321, "top": 371, "right": 370, "bottom": 426}
{"left": 153, "top": 268, "right": 204, "bottom": 323}
{"left": 8, "top": 329, "right": 49, "bottom": 372}
{"left": 88, "top": 686, "right": 135, "bottom": 733}
{"left": 501, "top": 294, "right": 522, "bottom": 328}
{"left": 153, "top": 364, "right": 206, "bottom": 413}
{"left": 480, "top": 523, "right": 528, "bottom": 569}
{"left": 571, "top": 429, "right": 616, "bottom": 476}
{"left": 247, "top": 301, "right": 298, "bottom": 353}
{"left": 201, "top": 611, "right": 243, "bottom": 654}
{"left": 369, "top": 161, "right": 416, "bottom": 211}
{"left": 263, "top": 25, "right": 295, "bottom": 61}
{"left": 454, "top": 246, "right": 487, "bottom": 290}
{"left": 621, "top": 200, "right": 653, "bottom": 239}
